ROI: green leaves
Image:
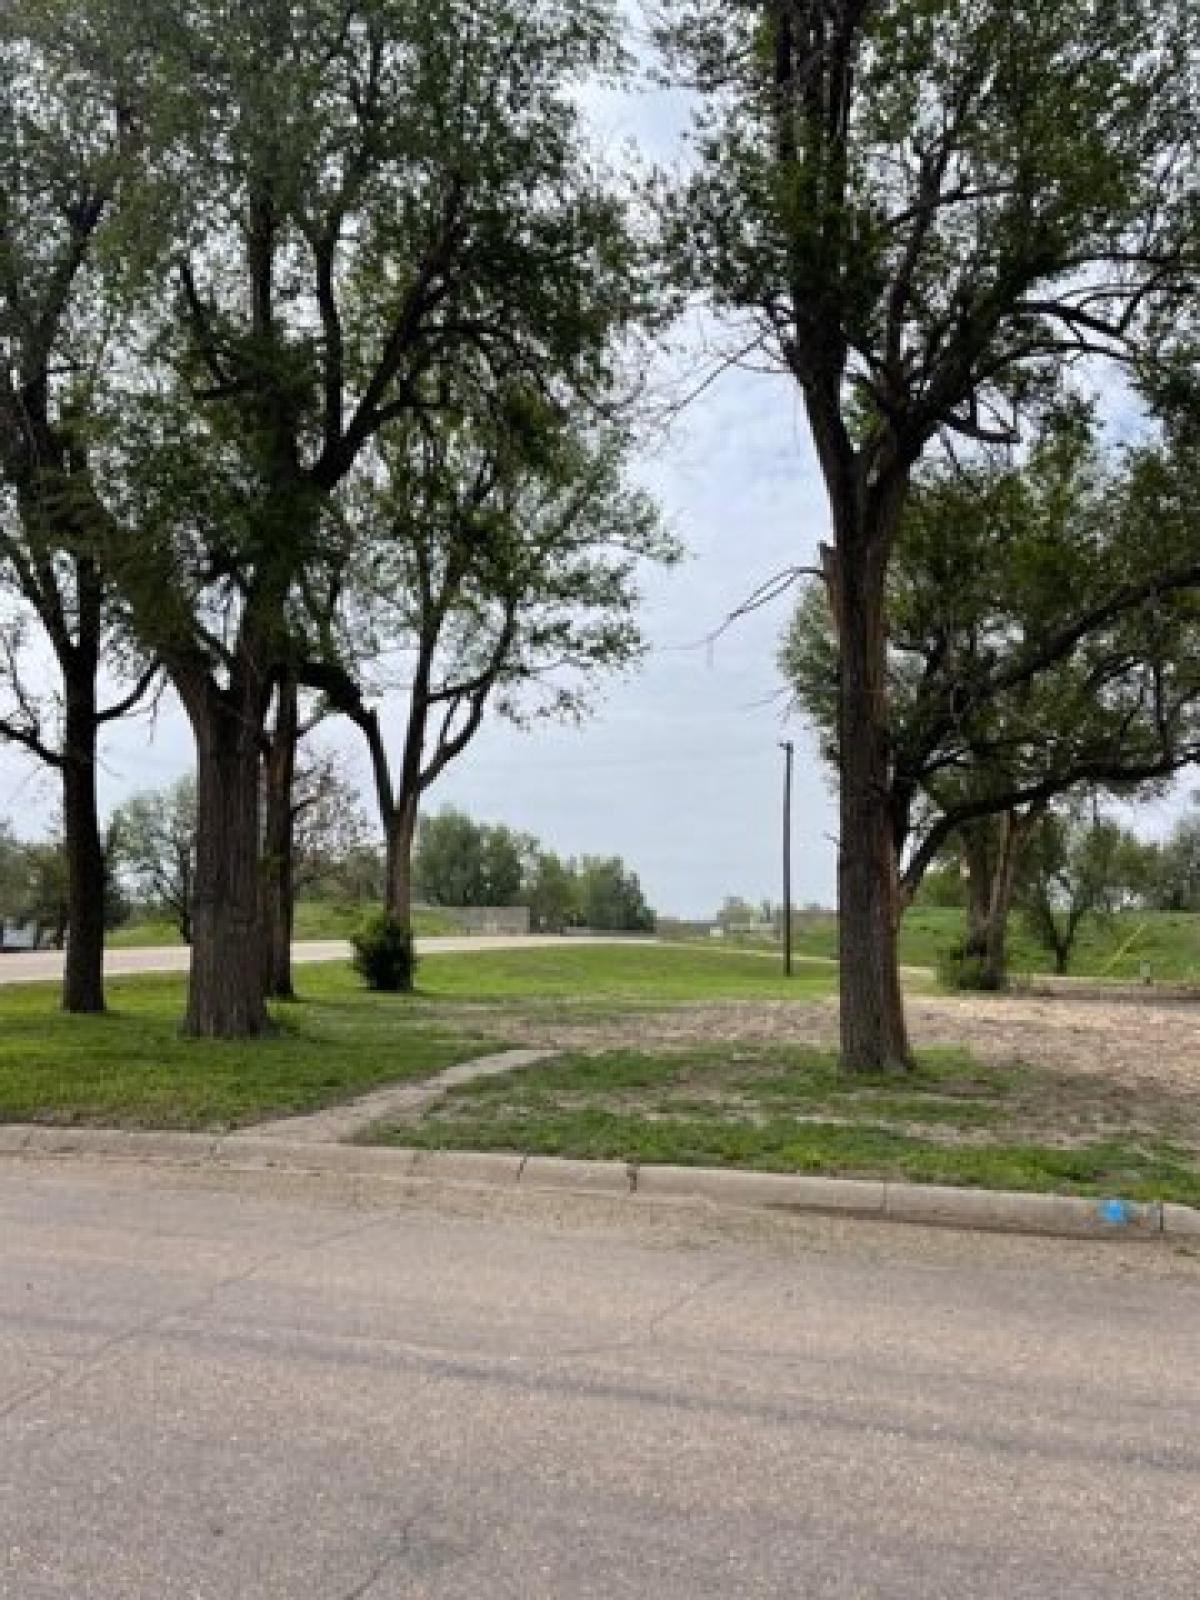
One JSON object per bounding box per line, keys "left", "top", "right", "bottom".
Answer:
{"left": 657, "top": 0, "right": 1199, "bottom": 452}
{"left": 782, "top": 416, "right": 1200, "bottom": 876}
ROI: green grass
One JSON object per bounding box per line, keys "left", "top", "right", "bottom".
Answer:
{"left": 0, "top": 963, "right": 499, "bottom": 1130}
{"left": 364, "top": 1040, "right": 1200, "bottom": 1208}
{"left": 8, "top": 937, "right": 1198, "bottom": 1207}
{"left": 108, "top": 900, "right": 462, "bottom": 948}
{"left": 414, "top": 942, "right": 836, "bottom": 1006}
{"left": 896, "top": 906, "right": 1200, "bottom": 981}
{"left": 106, "top": 917, "right": 183, "bottom": 949}
{"left": 374, "top": 1111, "right": 1200, "bottom": 1207}
{"left": 0, "top": 944, "right": 835, "bottom": 1130}
{"left": 746, "top": 907, "right": 1200, "bottom": 983}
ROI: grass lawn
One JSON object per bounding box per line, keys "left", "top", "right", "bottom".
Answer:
{"left": 897, "top": 906, "right": 1200, "bottom": 982}
{"left": 12, "top": 941, "right": 1192, "bottom": 1206}
{"left": 108, "top": 900, "right": 462, "bottom": 948}
{"left": 727, "top": 906, "right": 1200, "bottom": 984}
{"left": 417, "top": 942, "right": 835, "bottom": 1006}
{"left": 363, "top": 1040, "right": 1200, "bottom": 1208}
{"left": 0, "top": 944, "right": 834, "bottom": 1131}
{"left": 0, "top": 963, "right": 501, "bottom": 1130}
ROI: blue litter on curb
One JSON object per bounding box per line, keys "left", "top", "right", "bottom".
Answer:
{"left": 1099, "top": 1198, "right": 1133, "bottom": 1226}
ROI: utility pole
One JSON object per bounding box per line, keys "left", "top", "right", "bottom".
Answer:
{"left": 780, "top": 740, "right": 794, "bottom": 977}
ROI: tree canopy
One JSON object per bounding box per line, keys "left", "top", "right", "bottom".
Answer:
{"left": 782, "top": 417, "right": 1200, "bottom": 896}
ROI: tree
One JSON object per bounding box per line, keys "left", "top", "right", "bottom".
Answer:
{"left": 294, "top": 755, "right": 373, "bottom": 898}
{"left": 911, "top": 858, "right": 966, "bottom": 911}
{"left": 0, "top": 819, "right": 127, "bottom": 945}
{"left": 658, "top": 0, "right": 1198, "bottom": 1070}
{"left": 1144, "top": 797, "right": 1200, "bottom": 911}
{"left": 954, "top": 810, "right": 1045, "bottom": 990}
{"left": 782, "top": 423, "right": 1200, "bottom": 991}
{"left": 0, "top": 823, "right": 66, "bottom": 940}
{"left": 0, "top": 2, "right": 157, "bottom": 1011}
{"left": 109, "top": 777, "right": 197, "bottom": 943}
{"left": 49, "top": 0, "right": 647, "bottom": 1036}
{"left": 1018, "top": 807, "right": 1151, "bottom": 974}
{"left": 22, "top": 839, "right": 69, "bottom": 948}
{"left": 306, "top": 393, "right": 671, "bottom": 941}
{"left": 576, "top": 856, "right": 655, "bottom": 932}
{"left": 0, "top": 821, "right": 27, "bottom": 917}
{"left": 413, "top": 810, "right": 530, "bottom": 910}
{"left": 524, "top": 849, "right": 579, "bottom": 933}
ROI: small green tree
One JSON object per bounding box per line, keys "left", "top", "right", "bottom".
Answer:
{"left": 0, "top": 821, "right": 27, "bottom": 918}
{"left": 525, "top": 850, "right": 580, "bottom": 933}
{"left": 1018, "top": 809, "right": 1151, "bottom": 974}
{"left": 1142, "top": 796, "right": 1200, "bottom": 911}
{"left": 576, "top": 856, "right": 655, "bottom": 932}
{"left": 305, "top": 393, "right": 671, "bottom": 939}
{"left": 109, "top": 777, "right": 197, "bottom": 943}
{"left": 352, "top": 909, "right": 417, "bottom": 994}
{"left": 413, "top": 811, "right": 533, "bottom": 910}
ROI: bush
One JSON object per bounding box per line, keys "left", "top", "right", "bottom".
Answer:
{"left": 351, "top": 910, "right": 417, "bottom": 993}
{"left": 936, "top": 942, "right": 1002, "bottom": 992}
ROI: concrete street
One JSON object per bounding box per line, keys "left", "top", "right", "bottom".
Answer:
{"left": 0, "top": 934, "right": 627, "bottom": 986}
{"left": 2, "top": 1158, "right": 1198, "bottom": 1597}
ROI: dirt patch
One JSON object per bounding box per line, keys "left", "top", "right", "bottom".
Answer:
{"left": 417, "top": 986, "right": 1200, "bottom": 1152}
{"left": 479, "top": 986, "right": 1199, "bottom": 1088}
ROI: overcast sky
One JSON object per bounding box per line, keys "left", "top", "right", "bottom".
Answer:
{"left": 0, "top": 45, "right": 1187, "bottom": 919}
{"left": 0, "top": 355, "right": 839, "bottom": 919}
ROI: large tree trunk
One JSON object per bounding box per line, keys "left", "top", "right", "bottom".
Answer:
{"left": 261, "top": 679, "right": 298, "bottom": 1001}
{"left": 833, "top": 525, "right": 912, "bottom": 1074}
{"left": 184, "top": 684, "right": 270, "bottom": 1038}
{"left": 60, "top": 674, "right": 106, "bottom": 1015}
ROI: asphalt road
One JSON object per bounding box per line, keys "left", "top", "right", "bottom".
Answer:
{"left": 3, "top": 1158, "right": 1199, "bottom": 1598}
{"left": 0, "top": 934, "right": 631, "bottom": 985}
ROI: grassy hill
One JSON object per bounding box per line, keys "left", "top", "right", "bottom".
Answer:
{"left": 108, "top": 900, "right": 462, "bottom": 949}
{"left": 777, "top": 906, "right": 1200, "bottom": 983}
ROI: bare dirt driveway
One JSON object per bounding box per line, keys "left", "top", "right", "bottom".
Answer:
{"left": 2, "top": 1156, "right": 1199, "bottom": 1599}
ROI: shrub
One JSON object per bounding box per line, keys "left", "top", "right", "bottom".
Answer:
{"left": 936, "top": 942, "right": 1002, "bottom": 992}
{"left": 351, "top": 910, "right": 417, "bottom": 993}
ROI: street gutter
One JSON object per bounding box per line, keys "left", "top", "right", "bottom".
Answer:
{"left": 2, "top": 1123, "right": 1197, "bottom": 1242}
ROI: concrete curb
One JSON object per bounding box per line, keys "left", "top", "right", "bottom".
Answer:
{"left": 1, "top": 1124, "right": 1193, "bottom": 1240}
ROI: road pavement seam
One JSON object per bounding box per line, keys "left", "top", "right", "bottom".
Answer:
{"left": 1, "top": 1126, "right": 1191, "bottom": 1240}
